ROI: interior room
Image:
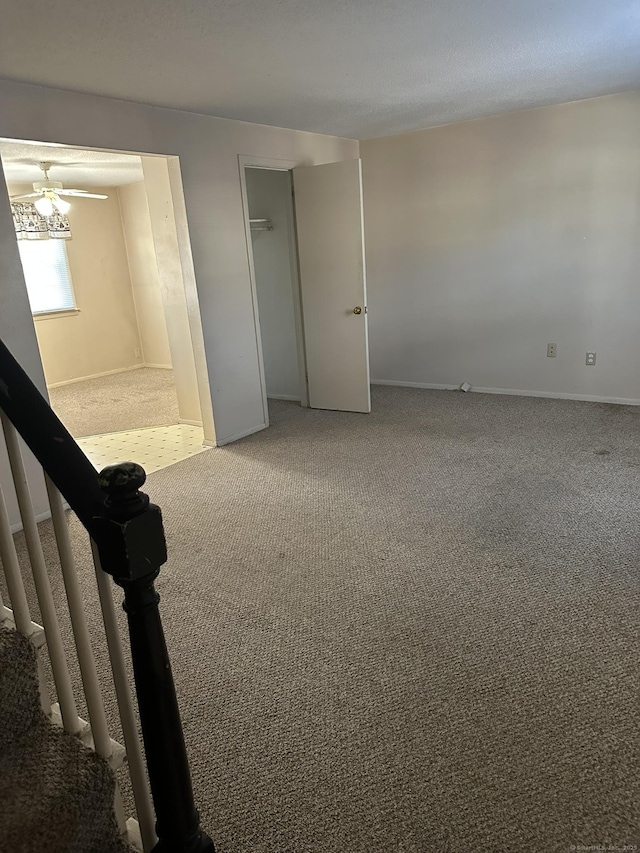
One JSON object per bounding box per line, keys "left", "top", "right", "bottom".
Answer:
{"left": 1, "top": 142, "right": 208, "bottom": 474}
{"left": 0, "top": 2, "right": 638, "bottom": 852}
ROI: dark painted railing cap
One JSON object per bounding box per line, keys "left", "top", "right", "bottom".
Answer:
{"left": 98, "top": 462, "right": 146, "bottom": 496}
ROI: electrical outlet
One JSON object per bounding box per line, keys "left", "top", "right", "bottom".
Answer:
{"left": 586, "top": 352, "right": 596, "bottom": 366}
{"left": 547, "top": 343, "right": 557, "bottom": 358}
{"left": 134, "top": 347, "right": 141, "bottom": 359}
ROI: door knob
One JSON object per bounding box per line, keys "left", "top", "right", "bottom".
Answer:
{"left": 353, "top": 306, "right": 362, "bottom": 315}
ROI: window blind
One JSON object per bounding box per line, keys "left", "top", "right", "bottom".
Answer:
{"left": 17, "top": 239, "right": 76, "bottom": 315}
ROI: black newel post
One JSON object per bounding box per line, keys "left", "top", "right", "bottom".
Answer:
{"left": 93, "top": 462, "right": 215, "bottom": 853}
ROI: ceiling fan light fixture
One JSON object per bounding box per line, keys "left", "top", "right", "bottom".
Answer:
{"left": 53, "top": 196, "right": 71, "bottom": 214}
{"left": 34, "top": 196, "right": 54, "bottom": 216}
{"left": 10, "top": 162, "right": 107, "bottom": 209}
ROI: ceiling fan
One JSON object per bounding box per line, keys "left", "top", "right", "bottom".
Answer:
{"left": 10, "top": 161, "right": 108, "bottom": 216}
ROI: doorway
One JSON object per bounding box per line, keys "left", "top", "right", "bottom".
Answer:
{"left": 0, "top": 139, "right": 212, "bottom": 473}
{"left": 240, "top": 156, "right": 372, "bottom": 424}
{"left": 244, "top": 166, "right": 308, "bottom": 421}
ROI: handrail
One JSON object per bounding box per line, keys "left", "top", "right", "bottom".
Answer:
{"left": 0, "top": 338, "right": 104, "bottom": 531}
{"left": 0, "top": 336, "right": 215, "bottom": 853}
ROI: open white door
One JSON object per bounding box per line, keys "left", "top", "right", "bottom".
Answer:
{"left": 293, "top": 159, "right": 371, "bottom": 413}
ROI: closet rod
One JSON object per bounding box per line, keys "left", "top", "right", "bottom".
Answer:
{"left": 249, "top": 218, "right": 273, "bottom": 231}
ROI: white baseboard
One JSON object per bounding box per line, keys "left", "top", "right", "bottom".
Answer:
{"left": 179, "top": 418, "right": 203, "bottom": 427}
{"left": 126, "top": 818, "right": 143, "bottom": 853}
{"left": 371, "top": 379, "right": 640, "bottom": 406}
{"left": 372, "top": 380, "right": 453, "bottom": 391}
{"left": 472, "top": 386, "right": 640, "bottom": 406}
{"left": 47, "top": 364, "right": 144, "bottom": 389}
{"left": 11, "top": 507, "right": 53, "bottom": 534}
{"left": 267, "top": 394, "right": 301, "bottom": 402}
{"left": 216, "top": 423, "right": 267, "bottom": 446}
{"left": 143, "top": 363, "right": 173, "bottom": 370}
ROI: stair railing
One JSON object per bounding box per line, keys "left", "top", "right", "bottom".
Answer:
{"left": 0, "top": 336, "right": 215, "bottom": 853}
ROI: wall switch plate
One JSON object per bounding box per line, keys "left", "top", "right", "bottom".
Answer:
{"left": 547, "top": 343, "right": 557, "bottom": 358}
{"left": 586, "top": 352, "right": 596, "bottom": 365}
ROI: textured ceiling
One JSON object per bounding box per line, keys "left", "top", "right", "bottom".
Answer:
{"left": 0, "top": 0, "right": 639, "bottom": 139}
{"left": 0, "top": 141, "right": 143, "bottom": 187}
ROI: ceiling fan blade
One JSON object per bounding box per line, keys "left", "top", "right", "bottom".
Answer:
{"left": 57, "top": 189, "right": 109, "bottom": 199}
{"left": 10, "top": 192, "right": 41, "bottom": 201}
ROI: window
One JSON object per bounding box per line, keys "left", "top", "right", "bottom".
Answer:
{"left": 17, "top": 239, "right": 76, "bottom": 315}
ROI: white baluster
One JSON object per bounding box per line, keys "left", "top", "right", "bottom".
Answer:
{"left": 90, "top": 541, "right": 157, "bottom": 852}
{"left": 1, "top": 412, "right": 81, "bottom": 735}
{"left": 45, "top": 475, "right": 112, "bottom": 758}
{"left": 0, "top": 477, "right": 51, "bottom": 715}
{"left": 0, "top": 479, "right": 33, "bottom": 637}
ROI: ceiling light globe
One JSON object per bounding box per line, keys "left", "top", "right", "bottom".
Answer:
{"left": 53, "top": 197, "right": 71, "bottom": 214}
{"left": 34, "top": 196, "right": 54, "bottom": 216}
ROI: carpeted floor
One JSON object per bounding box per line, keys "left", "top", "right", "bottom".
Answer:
{"left": 3, "top": 387, "right": 639, "bottom": 852}
{"left": 48, "top": 368, "right": 180, "bottom": 437}
{"left": 0, "top": 627, "right": 131, "bottom": 853}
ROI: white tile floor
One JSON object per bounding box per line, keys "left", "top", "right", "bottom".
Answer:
{"left": 77, "top": 424, "right": 209, "bottom": 474}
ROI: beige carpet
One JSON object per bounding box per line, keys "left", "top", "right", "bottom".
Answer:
{"left": 0, "top": 627, "right": 131, "bottom": 853}
{"left": 48, "top": 368, "right": 180, "bottom": 437}
{"left": 3, "top": 387, "right": 639, "bottom": 852}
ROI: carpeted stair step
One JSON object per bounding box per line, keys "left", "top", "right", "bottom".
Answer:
{"left": 0, "top": 626, "right": 133, "bottom": 853}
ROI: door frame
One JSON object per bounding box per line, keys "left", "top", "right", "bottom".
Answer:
{"left": 238, "top": 155, "right": 309, "bottom": 425}
{"left": 2, "top": 137, "right": 216, "bottom": 444}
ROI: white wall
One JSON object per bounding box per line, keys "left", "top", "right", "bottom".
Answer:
{"left": 246, "top": 168, "right": 300, "bottom": 401}
{"left": 141, "top": 157, "right": 201, "bottom": 425}
{"left": 362, "top": 92, "right": 640, "bottom": 403}
{"left": 6, "top": 184, "right": 144, "bottom": 387}
{"left": 0, "top": 163, "right": 49, "bottom": 529}
{"left": 0, "top": 78, "right": 358, "bottom": 451}
{"left": 118, "top": 181, "right": 173, "bottom": 369}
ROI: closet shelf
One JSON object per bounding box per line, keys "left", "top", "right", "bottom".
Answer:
{"left": 250, "top": 218, "right": 273, "bottom": 232}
